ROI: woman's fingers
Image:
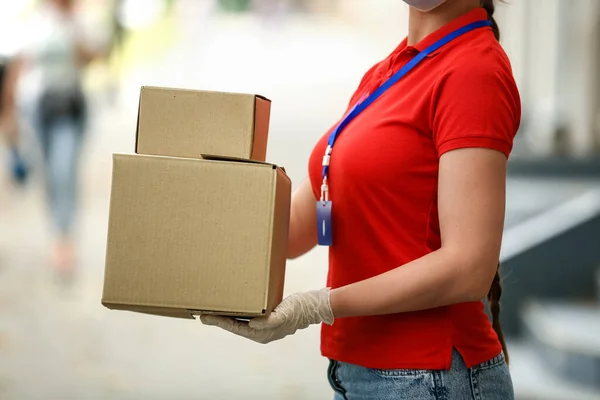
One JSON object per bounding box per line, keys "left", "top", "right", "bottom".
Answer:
{"left": 200, "top": 315, "right": 253, "bottom": 337}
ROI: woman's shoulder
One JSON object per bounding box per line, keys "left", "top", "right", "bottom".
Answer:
{"left": 445, "top": 32, "right": 515, "bottom": 78}
{"left": 428, "top": 34, "right": 519, "bottom": 106}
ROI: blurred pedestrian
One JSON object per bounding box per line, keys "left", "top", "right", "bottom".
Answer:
{"left": 0, "top": 54, "right": 28, "bottom": 184}
{"left": 202, "top": 0, "right": 520, "bottom": 399}
{"left": 3, "top": 0, "right": 104, "bottom": 277}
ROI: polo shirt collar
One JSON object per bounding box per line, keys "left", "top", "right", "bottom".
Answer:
{"left": 412, "top": 7, "right": 489, "bottom": 56}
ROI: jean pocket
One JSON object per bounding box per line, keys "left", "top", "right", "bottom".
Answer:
{"left": 328, "top": 360, "right": 346, "bottom": 397}
{"left": 473, "top": 352, "right": 507, "bottom": 371}
{"left": 471, "top": 354, "right": 514, "bottom": 400}
{"left": 373, "top": 368, "right": 432, "bottom": 378}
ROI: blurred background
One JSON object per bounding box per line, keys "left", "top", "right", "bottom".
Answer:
{"left": 0, "top": 0, "right": 599, "bottom": 399}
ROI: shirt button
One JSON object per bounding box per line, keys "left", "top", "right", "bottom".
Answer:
{"left": 386, "top": 70, "right": 393, "bottom": 77}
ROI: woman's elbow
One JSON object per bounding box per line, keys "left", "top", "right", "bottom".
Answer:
{"left": 286, "top": 229, "right": 317, "bottom": 260}
{"left": 287, "top": 251, "right": 303, "bottom": 261}
{"left": 464, "top": 260, "right": 499, "bottom": 302}
{"left": 450, "top": 250, "right": 499, "bottom": 302}
{"left": 286, "top": 180, "right": 318, "bottom": 259}
{"left": 286, "top": 243, "right": 302, "bottom": 260}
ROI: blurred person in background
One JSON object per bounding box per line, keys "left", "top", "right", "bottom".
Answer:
{"left": 202, "top": 0, "right": 520, "bottom": 399}
{"left": 0, "top": 54, "right": 28, "bottom": 184}
{"left": 2, "top": 0, "right": 104, "bottom": 278}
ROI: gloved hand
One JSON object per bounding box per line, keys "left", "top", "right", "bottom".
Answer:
{"left": 200, "top": 288, "right": 334, "bottom": 344}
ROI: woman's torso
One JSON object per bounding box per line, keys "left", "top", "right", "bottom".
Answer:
{"left": 308, "top": 8, "right": 521, "bottom": 370}
{"left": 17, "top": 5, "right": 82, "bottom": 105}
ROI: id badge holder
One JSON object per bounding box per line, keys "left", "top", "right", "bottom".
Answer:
{"left": 316, "top": 201, "right": 333, "bottom": 246}
{"left": 317, "top": 180, "right": 332, "bottom": 246}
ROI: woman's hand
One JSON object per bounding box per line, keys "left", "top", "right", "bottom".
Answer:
{"left": 200, "top": 288, "right": 334, "bottom": 344}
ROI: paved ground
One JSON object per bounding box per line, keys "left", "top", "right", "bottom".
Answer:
{"left": 0, "top": 5, "right": 599, "bottom": 399}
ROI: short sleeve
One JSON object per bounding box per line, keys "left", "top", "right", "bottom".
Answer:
{"left": 432, "top": 56, "right": 521, "bottom": 158}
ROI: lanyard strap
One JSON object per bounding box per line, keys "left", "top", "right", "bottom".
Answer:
{"left": 320, "top": 19, "right": 492, "bottom": 192}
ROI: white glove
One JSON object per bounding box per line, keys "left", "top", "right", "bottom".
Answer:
{"left": 200, "top": 288, "right": 334, "bottom": 344}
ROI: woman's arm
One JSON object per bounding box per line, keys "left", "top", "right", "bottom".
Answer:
{"left": 330, "top": 147, "right": 506, "bottom": 318}
{"left": 287, "top": 178, "right": 318, "bottom": 259}
{"left": 76, "top": 43, "right": 109, "bottom": 67}
{"left": 1, "top": 56, "right": 23, "bottom": 111}
{"left": 0, "top": 56, "right": 24, "bottom": 141}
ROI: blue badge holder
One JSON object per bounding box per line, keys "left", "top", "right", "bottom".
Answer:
{"left": 316, "top": 201, "right": 333, "bottom": 246}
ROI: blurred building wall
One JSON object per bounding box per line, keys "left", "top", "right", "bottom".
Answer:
{"left": 564, "top": 0, "right": 600, "bottom": 157}
{"left": 497, "top": 0, "right": 600, "bottom": 158}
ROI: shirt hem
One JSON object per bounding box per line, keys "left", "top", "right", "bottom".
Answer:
{"left": 321, "top": 340, "right": 504, "bottom": 371}
{"left": 437, "top": 135, "right": 512, "bottom": 158}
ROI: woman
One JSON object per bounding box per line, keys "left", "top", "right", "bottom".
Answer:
{"left": 4, "top": 0, "right": 99, "bottom": 275}
{"left": 202, "top": 0, "right": 520, "bottom": 398}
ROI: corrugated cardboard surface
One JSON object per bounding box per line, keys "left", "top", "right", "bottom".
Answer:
{"left": 136, "top": 86, "right": 271, "bottom": 161}
{"left": 251, "top": 97, "right": 270, "bottom": 162}
{"left": 102, "top": 154, "right": 291, "bottom": 318}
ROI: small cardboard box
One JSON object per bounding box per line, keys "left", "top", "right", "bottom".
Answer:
{"left": 102, "top": 154, "right": 291, "bottom": 319}
{"left": 136, "top": 86, "right": 271, "bottom": 161}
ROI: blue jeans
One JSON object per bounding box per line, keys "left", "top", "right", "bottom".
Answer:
{"left": 20, "top": 94, "right": 85, "bottom": 236}
{"left": 328, "top": 349, "right": 513, "bottom": 400}
{"left": 38, "top": 115, "right": 84, "bottom": 236}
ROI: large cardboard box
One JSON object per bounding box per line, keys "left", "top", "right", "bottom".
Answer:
{"left": 102, "top": 154, "right": 291, "bottom": 319}
{"left": 136, "top": 86, "right": 271, "bottom": 161}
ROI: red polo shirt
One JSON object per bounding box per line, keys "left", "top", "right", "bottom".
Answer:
{"left": 308, "top": 8, "right": 521, "bottom": 370}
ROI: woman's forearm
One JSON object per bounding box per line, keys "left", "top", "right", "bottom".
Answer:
{"left": 287, "top": 178, "right": 318, "bottom": 259}
{"left": 329, "top": 247, "right": 498, "bottom": 318}
{"left": 1, "top": 56, "right": 22, "bottom": 112}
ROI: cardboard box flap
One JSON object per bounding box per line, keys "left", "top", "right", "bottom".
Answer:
{"left": 102, "top": 302, "right": 195, "bottom": 319}
{"left": 190, "top": 309, "right": 265, "bottom": 318}
{"left": 200, "top": 154, "right": 288, "bottom": 175}
{"left": 139, "top": 86, "right": 271, "bottom": 102}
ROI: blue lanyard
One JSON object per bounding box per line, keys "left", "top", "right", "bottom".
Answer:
{"left": 319, "top": 19, "right": 492, "bottom": 201}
